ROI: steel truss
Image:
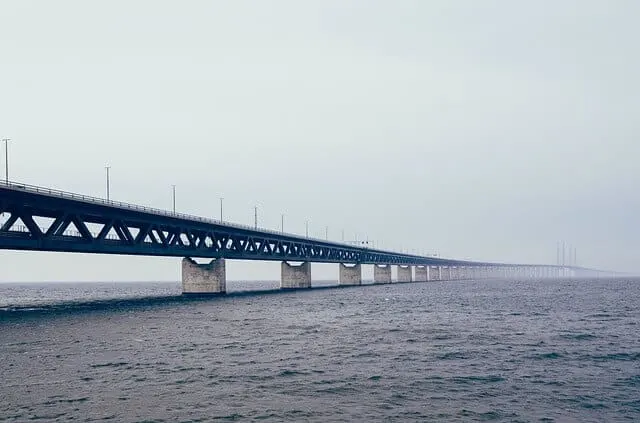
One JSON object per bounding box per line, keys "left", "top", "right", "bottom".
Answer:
{"left": 0, "top": 182, "right": 580, "bottom": 273}
{"left": 0, "top": 183, "right": 480, "bottom": 266}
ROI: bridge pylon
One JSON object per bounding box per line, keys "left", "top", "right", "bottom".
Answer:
{"left": 339, "top": 263, "right": 362, "bottom": 286}
{"left": 397, "top": 265, "right": 412, "bottom": 283}
{"left": 280, "top": 262, "right": 312, "bottom": 289}
{"left": 182, "top": 257, "right": 226, "bottom": 295}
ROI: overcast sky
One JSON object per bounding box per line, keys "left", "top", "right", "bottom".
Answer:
{"left": 1, "top": 0, "right": 638, "bottom": 282}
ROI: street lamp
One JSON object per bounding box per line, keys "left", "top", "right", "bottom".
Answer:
{"left": 254, "top": 206, "right": 258, "bottom": 229}
{"left": 325, "top": 226, "right": 328, "bottom": 240}
{"left": 281, "top": 213, "right": 285, "bottom": 233}
{"left": 305, "top": 220, "right": 309, "bottom": 238}
{"left": 219, "top": 197, "right": 224, "bottom": 221}
{"left": 2, "top": 138, "right": 10, "bottom": 183}
{"left": 105, "top": 165, "right": 111, "bottom": 200}
{"left": 172, "top": 185, "right": 176, "bottom": 213}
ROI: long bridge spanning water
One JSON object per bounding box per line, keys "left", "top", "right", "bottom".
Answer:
{"left": 0, "top": 181, "right": 602, "bottom": 293}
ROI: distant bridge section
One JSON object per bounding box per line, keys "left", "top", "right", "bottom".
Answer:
{"left": 0, "top": 181, "right": 604, "bottom": 294}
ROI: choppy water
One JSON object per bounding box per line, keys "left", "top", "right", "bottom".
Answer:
{"left": 0, "top": 278, "right": 639, "bottom": 422}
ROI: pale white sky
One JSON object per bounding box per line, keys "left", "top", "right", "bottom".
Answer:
{"left": 1, "top": 0, "right": 638, "bottom": 281}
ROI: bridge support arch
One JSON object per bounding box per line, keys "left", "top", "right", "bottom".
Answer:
{"left": 374, "top": 264, "right": 392, "bottom": 284}
{"left": 182, "top": 257, "right": 226, "bottom": 295}
{"left": 281, "top": 262, "right": 311, "bottom": 289}
{"left": 339, "top": 263, "right": 362, "bottom": 286}
{"left": 397, "top": 265, "right": 412, "bottom": 283}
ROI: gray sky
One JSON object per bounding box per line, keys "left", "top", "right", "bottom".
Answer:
{"left": 1, "top": 0, "right": 638, "bottom": 282}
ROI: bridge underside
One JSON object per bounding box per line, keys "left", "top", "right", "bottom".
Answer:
{"left": 0, "top": 184, "right": 598, "bottom": 288}
{"left": 0, "top": 185, "right": 466, "bottom": 266}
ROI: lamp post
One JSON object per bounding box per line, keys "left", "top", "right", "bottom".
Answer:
{"left": 219, "top": 197, "right": 224, "bottom": 221}
{"left": 325, "top": 226, "right": 328, "bottom": 240}
{"left": 105, "top": 165, "right": 111, "bottom": 200}
{"left": 281, "top": 214, "right": 285, "bottom": 233}
{"left": 172, "top": 185, "right": 176, "bottom": 213}
{"left": 254, "top": 206, "right": 258, "bottom": 229}
{"left": 2, "top": 138, "right": 10, "bottom": 183}
{"left": 305, "top": 220, "right": 309, "bottom": 238}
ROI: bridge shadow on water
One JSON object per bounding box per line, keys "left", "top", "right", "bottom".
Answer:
{"left": 0, "top": 283, "right": 372, "bottom": 320}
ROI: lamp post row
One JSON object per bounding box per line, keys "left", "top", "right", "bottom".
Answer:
{"left": 103, "top": 169, "right": 343, "bottom": 241}
{"left": 0, "top": 141, "right": 373, "bottom": 248}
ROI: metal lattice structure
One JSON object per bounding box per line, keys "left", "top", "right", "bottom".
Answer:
{"left": 0, "top": 181, "right": 567, "bottom": 271}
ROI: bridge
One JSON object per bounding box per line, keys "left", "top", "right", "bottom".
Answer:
{"left": 0, "top": 181, "right": 601, "bottom": 293}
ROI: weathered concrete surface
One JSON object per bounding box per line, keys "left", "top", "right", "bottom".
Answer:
{"left": 458, "top": 266, "right": 467, "bottom": 280}
{"left": 429, "top": 266, "right": 441, "bottom": 281}
{"left": 339, "top": 263, "right": 362, "bottom": 285}
{"left": 449, "top": 266, "right": 458, "bottom": 280}
{"left": 397, "top": 265, "right": 412, "bottom": 283}
{"left": 415, "top": 266, "right": 427, "bottom": 282}
{"left": 373, "top": 264, "right": 392, "bottom": 284}
{"left": 280, "top": 261, "right": 312, "bottom": 289}
{"left": 442, "top": 266, "right": 452, "bottom": 281}
{"left": 182, "top": 257, "right": 226, "bottom": 294}
{"left": 452, "top": 266, "right": 462, "bottom": 280}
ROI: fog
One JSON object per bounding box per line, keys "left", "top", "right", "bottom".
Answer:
{"left": 1, "top": 1, "right": 638, "bottom": 281}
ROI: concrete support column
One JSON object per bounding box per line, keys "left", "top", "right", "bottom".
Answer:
{"left": 458, "top": 266, "right": 466, "bottom": 280}
{"left": 415, "top": 265, "right": 427, "bottom": 282}
{"left": 280, "top": 261, "right": 311, "bottom": 289}
{"left": 182, "top": 257, "right": 226, "bottom": 295}
{"left": 397, "top": 265, "right": 412, "bottom": 283}
{"left": 452, "top": 266, "right": 460, "bottom": 280}
{"left": 374, "top": 264, "right": 392, "bottom": 284}
{"left": 429, "top": 266, "right": 441, "bottom": 281}
{"left": 339, "top": 263, "right": 362, "bottom": 286}
{"left": 442, "top": 266, "right": 451, "bottom": 281}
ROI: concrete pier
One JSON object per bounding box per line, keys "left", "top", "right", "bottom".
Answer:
{"left": 182, "top": 257, "right": 226, "bottom": 294}
{"left": 450, "top": 266, "right": 459, "bottom": 280}
{"left": 415, "top": 265, "right": 427, "bottom": 282}
{"left": 397, "top": 265, "right": 412, "bottom": 283}
{"left": 429, "top": 266, "right": 441, "bottom": 281}
{"left": 441, "top": 266, "right": 451, "bottom": 281}
{"left": 281, "top": 261, "right": 311, "bottom": 289}
{"left": 458, "top": 266, "right": 466, "bottom": 280}
{"left": 374, "top": 264, "right": 392, "bottom": 284}
{"left": 339, "top": 263, "right": 362, "bottom": 286}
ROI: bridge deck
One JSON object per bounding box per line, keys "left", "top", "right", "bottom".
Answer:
{"left": 0, "top": 181, "right": 560, "bottom": 268}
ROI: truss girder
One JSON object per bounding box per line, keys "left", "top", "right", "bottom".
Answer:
{"left": 0, "top": 185, "right": 544, "bottom": 268}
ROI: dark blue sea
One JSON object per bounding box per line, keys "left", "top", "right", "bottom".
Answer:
{"left": 1, "top": 278, "right": 639, "bottom": 422}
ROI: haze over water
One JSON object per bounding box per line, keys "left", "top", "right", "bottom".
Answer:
{"left": 1, "top": 278, "right": 639, "bottom": 422}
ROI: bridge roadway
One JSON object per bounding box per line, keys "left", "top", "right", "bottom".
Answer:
{"left": 0, "top": 181, "right": 593, "bottom": 294}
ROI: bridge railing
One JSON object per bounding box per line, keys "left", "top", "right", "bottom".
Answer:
{"left": 1, "top": 180, "right": 404, "bottom": 256}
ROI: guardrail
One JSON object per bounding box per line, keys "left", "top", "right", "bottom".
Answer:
{"left": 2, "top": 180, "right": 564, "bottom": 268}
{"left": 0, "top": 180, "right": 418, "bottom": 258}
